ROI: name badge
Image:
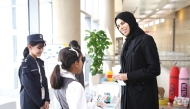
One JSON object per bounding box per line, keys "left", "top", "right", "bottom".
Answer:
{"left": 41, "top": 87, "right": 45, "bottom": 99}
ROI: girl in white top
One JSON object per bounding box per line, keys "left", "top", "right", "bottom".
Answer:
{"left": 50, "top": 47, "right": 87, "bottom": 109}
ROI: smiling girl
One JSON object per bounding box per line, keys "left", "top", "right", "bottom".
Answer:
{"left": 19, "top": 34, "right": 50, "bottom": 109}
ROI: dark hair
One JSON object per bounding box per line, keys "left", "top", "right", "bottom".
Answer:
{"left": 69, "top": 40, "right": 85, "bottom": 62}
{"left": 69, "top": 40, "right": 81, "bottom": 50}
{"left": 50, "top": 47, "right": 82, "bottom": 89}
{"left": 23, "top": 41, "right": 46, "bottom": 59}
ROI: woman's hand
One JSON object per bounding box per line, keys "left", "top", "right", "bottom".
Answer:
{"left": 44, "top": 101, "right": 49, "bottom": 109}
{"left": 112, "top": 73, "right": 128, "bottom": 81}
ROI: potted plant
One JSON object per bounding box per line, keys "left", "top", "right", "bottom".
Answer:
{"left": 84, "top": 29, "right": 112, "bottom": 84}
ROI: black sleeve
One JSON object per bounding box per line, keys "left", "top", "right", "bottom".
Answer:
{"left": 18, "top": 66, "right": 24, "bottom": 92}
{"left": 127, "top": 36, "right": 160, "bottom": 82}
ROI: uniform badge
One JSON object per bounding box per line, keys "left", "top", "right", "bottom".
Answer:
{"left": 40, "top": 35, "right": 43, "bottom": 39}
{"left": 23, "top": 66, "right": 27, "bottom": 68}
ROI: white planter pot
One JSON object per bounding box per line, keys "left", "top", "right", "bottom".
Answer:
{"left": 90, "top": 73, "right": 105, "bottom": 85}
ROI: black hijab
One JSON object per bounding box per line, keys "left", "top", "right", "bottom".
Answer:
{"left": 115, "top": 11, "right": 145, "bottom": 51}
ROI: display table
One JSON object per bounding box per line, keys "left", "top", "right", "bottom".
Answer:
{"left": 159, "top": 105, "right": 189, "bottom": 109}
{"left": 94, "top": 104, "right": 189, "bottom": 109}
{"left": 95, "top": 103, "right": 118, "bottom": 109}
{"left": 88, "top": 82, "right": 121, "bottom": 109}
{"left": 93, "top": 97, "right": 120, "bottom": 109}
{"left": 90, "top": 92, "right": 120, "bottom": 109}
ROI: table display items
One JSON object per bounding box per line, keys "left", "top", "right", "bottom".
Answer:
{"left": 173, "top": 96, "right": 189, "bottom": 108}
{"left": 169, "top": 66, "right": 179, "bottom": 102}
{"left": 101, "top": 70, "right": 115, "bottom": 83}
{"left": 178, "top": 67, "right": 189, "bottom": 97}
{"left": 158, "top": 87, "right": 169, "bottom": 105}
{"left": 104, "top": 93, "right": 111, "bottom": 103}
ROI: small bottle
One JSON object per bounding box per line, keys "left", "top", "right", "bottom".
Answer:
{"left": 104, "top": 93, "right": 111, "bottom": 103}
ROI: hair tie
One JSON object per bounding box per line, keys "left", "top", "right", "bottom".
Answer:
{"left": 58, "top": 61, "right": 62, "bottom": 65}
{"left": 69, "top": 47, "right": 79, "bottom": 57}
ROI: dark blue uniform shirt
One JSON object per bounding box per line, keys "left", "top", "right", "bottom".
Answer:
{"left": 19, "top": 55, "right": 50, "bottom": 109}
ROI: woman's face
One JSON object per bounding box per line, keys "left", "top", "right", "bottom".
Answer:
{"left": 29, "top": 43, "right": 44, "bottom": 58}
{"left": 116, "top": 19, "right": 130, "bottom": 36}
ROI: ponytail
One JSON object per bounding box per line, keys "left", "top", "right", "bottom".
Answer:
{"left": 23, "top": 47, "right": 29, "bottom": 59}
{"left": 50, "top": 65, "right": 63, "bottom": 89}
{"left": 23, "top": 41, "right": 46, "bottom": 59}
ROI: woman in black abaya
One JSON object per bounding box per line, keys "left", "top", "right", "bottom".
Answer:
{"left": 113, "top": 11, "right": 160, "bottom": 109}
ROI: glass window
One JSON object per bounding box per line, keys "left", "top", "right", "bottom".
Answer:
{"left": 160, "top": 18, "right": 165, "bottom": 23}
{"left": 149, "top": 21, "right": 154, "bottom": 26}
{"left": 144, "top": 23, "right": 148, "bottom": 27}
{"left": 80, "top": 0, "right": 85, "bottom": 11}
{"left": 92, "top": 0, "right": 99, "bottom": 19}
{"left": 40, "top": 1, "right": 53, "bottom": 44}
{"left": 0, "top": 1, "right": 12, "bottom": 7}
{"left": 15, "top": 0, "right": 28, "bottom": 5}
{"left": 0, "top": 0, "right": 28, "bottom": 108}
{"left": 85, "top": 0, "right": 92, "bottom": 14}
{"left": 155, "top": 19, "right": 160, "bottom": 24}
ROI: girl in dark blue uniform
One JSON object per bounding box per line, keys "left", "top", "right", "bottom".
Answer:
{"left": 18, "top": 34, "right": 50, "bottom": 109}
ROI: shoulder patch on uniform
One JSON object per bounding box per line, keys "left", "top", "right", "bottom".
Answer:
{"left": 23, "top": 66, "right": 27, "bottom": 68}
{"left": 21, "top": 58, "right": 29, "bottom": 68}
{"left": 24, "top": 59, "right": 27, "bottom": 62}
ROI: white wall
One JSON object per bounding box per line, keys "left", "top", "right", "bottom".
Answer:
{"left": 157, "top": 67, "right": 170, "bottom": 98}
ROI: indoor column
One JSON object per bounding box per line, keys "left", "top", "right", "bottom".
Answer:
{"left": 99, "top": 0, "right": 115, "bottom": 72}
{"left": 52, "top": 0, "right": 81, "bottom": 45}
{"left": 99, "top": 0, "right": 115, "bottom": 55}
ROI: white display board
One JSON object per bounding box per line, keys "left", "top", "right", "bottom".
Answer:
{"left": 43, "top": 44, "right": 65, "bottom": 64}
{"left": 42, "top": 44, "right": 66, "bottom": 77}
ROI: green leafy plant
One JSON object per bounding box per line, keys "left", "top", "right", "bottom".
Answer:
{"left": 84, "top": 29, "right": 112, "bottom": 76}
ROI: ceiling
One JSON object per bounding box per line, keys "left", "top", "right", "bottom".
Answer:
{"left": 115, "top": 0, "right": 190, "bottom": 26}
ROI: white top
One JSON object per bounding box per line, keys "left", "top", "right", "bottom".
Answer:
{"left": 61, "top": 72, "right": 87, "bottom": 109}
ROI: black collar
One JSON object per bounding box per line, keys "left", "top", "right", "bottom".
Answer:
{"left": 26, "top": 54, "right": 38, "bottom": 64}
{"left": 124, "top": 34, "right": 144, "bottom": 59}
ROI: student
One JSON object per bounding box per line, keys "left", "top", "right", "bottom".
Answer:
{"left": 69, "top": 40, "right": 85, "bottom": 88}
{"left": 18, "top": 34, "right": 50, "bottom": 109}
{"left": 50, "top": 47, "right": 87, "bottom": 109}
